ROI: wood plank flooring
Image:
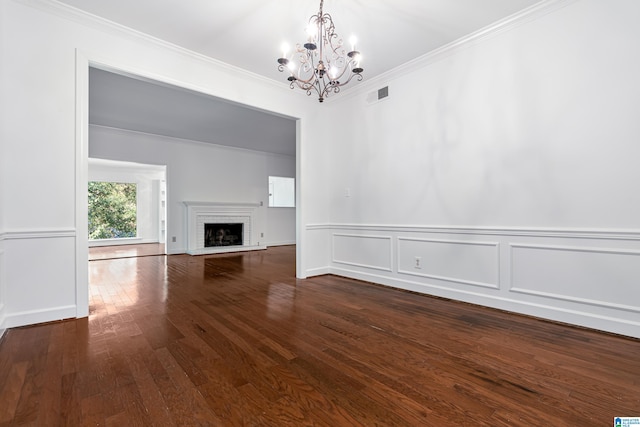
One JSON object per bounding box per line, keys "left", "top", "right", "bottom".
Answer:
{"left": 88, "top": 243, "right": 165, "bottom": 261}
{"left": 1, "top": 245, "right": 638, "bottom": 426}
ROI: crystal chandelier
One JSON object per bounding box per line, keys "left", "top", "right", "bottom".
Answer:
{"left": 277, "top": 0, "right": 363, "bottom": 103}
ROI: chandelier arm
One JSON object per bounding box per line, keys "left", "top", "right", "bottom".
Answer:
{"left": 290, "top": 62, "right": 318, "bottom": 85}
{"left": 292, "top": 78, "right": 322, "bottom": 100}
{"left": 326, "top": 63, "right": 351, "bottom": 83}
{"left": 336, "top": 71, "right": 363, "bottom": 87}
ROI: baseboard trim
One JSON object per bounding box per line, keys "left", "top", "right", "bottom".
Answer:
{"left": 266, "top": 241, "right": 296, "bottom": 247}
{"left": 328, "top": 266, "right": 640, "bottom": 340}
{"left": 88, "top": 237, "right": 158, "bottom": 247}
{"left": 2, "top": 305, "right": 78, "bottom": 329}
{"left": 306, "top": 267, "right": 331, "bottom": 277}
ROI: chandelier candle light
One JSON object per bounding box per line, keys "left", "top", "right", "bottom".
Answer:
{"left": 277, "top": 0, "right": 364, "bottom": 103}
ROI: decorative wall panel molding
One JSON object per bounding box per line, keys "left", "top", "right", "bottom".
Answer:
{"left": 332, "top": 233, "right": 392, "bottom": 272}
{"left": 398, "top": 237, "right": 500, "bottom": 289}
{"left": 509, "top": 243, "right": 640, "bottom": 313}
{"left": 1, "top": 233, "right": 78, "bottom": 329}
{"left": 309, "top": 223, "right": 640, "bottom": 338}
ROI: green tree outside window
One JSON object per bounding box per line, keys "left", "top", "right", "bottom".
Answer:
{"left": 88, "top": 181, "right": 137, "bottom": 240}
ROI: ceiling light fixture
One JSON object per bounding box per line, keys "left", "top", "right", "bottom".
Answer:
{"left": 277, "top": 0, "right": 363, "bottom": 103}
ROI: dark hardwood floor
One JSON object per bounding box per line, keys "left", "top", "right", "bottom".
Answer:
{"left": 1, "top": 245, "right": 638, "bottom": 426}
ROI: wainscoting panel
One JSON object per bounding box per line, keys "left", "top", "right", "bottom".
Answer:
{"left": 510, "top": 244, "right": 640, "bottom": 312}
{"left": 304, "top": 227, "right": 332, "bottom": 277}
{"left": 1, "top": 230, "right": 78, "bottom": 328}
{"left": 310, "top": 224, "right": 640, "bottom": 338}
{"left": 332, "top": 233, "right": 393, "bottom": 271}
{"left": 398, "top": 237, "right": 500, "bottom": 289}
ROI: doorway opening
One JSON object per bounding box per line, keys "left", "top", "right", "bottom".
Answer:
{"left": 76, "top": 56, "right": 302, "bottom": 319}
{"left": 87, "top": 158, "right": 167, "bottom": 261}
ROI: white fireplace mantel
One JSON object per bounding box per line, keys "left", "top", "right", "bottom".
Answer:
{"left": 183, "top": 201, "right": 265, "bottom": 255}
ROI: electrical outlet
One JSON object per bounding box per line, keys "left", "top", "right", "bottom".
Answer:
{"left": 414, "top": 256, "right": 421, "bottom": 269}
{"left": 172, "top": 236, "right": 176, "bottom": 243}
{"left": 261, "top": 232, "right": 264, "bottom": 238}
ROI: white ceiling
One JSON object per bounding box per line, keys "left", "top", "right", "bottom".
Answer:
{"left": 69, "top": 0, "right": 543, "bottom": 156}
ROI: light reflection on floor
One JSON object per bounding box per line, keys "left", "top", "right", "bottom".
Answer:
{"left": 266, "top": 282, "right": 297, "bottom": 320}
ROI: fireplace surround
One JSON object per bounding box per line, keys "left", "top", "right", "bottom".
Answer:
{"left": 183, "top": 201, "right": 264, "bottom": 255}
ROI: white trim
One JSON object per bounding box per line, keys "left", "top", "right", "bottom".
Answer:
{"left": 75, "top": 49, "right": 90, "bottom": 319}
{"left": 183, "top": 201, "right": 263, "bottom": 255}
{"left": 331, "top": 233, "right": 393, "bottom": 272}
{"left": 74, "top": 49, "right": 305, "bottom": 317}
{"left": 509, "top": 287, "right": 640, "bottom": 314}
{"left": 398, "top": 236, "right": 501, "bottom": 247}
{"left": 88, "top": 237, "right": 159, "bottom": 247}
{"left": 509, "top": 242, "right": 640, "bottom": 256}
{"left": 305, "top": 267, "right": 331, "bottom": 277}
{"left": 2, "top": 305, "right": 77, "bottom": 329}
{"left": 0, "top": 248, "right": 5, "bottom": 334}
{"left": 508, "top": 243, "right": 640, "bottom": 313}
{"left": 328, "top": 266, "right": 640, "bottom": 339}
{"left": 266, "top": 241, "right": 296, "bottom": 247}
{"left": 307, "top": 223, "right": 640, "bottom": 241}
{"left": 397, "top": 237, "right": 500, "bottom": 290}
{"left": 0, "top": 229, "right": 76, "bottom": 240}
{"left": 188, "top": 245, "right": 267, "bottom": 256}
{"left": 295, "top": 119, "right": 304, "bottom": 279}
{"left": 183, "top": 201, "right": 261, "bottom": 208}
{"left": 311, "top": 223, "right": 640, "bottom": 339}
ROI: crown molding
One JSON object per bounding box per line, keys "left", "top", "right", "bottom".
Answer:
{"left": 14, "top": 0, "right": 285, "bottom": 90}
{"left": 329, "top": 0, "right": 581, "bottom": 104}
{"left": 15, "top": 0, "right": 580, "bottom": 106}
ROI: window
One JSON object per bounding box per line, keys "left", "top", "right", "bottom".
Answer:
{"left": 268, "top": 176, "right": 295, "bottom": 207}
{"left": 88, "top": 181, "right": 137, "bottom": 239}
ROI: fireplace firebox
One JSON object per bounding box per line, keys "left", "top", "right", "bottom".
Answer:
{"left": 204, "top": 223, "right": 243, "bottom": 247}
{"left": 183, "top": 201, "right": 264, "bottom": 255}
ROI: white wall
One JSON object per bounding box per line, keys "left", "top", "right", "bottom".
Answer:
{"left": 0, "top": 0, "right": 6, "bottom": 335}
{"left": 88, "top": 158, "right": 165, "bottom": 246}
{"left": 0, "top": 0, "right": 314, "bottom": 329}
{"left": 266, "top": 156, "right": 296, "bottom": 247}
{"left": 305, "top": 0, "right": 640, "bottom": 338}
{"left": 4, "top": 0, "right": 638, "bottom": 339}
{"left": 89, "top": 126, "right": 295, "bottom": 252}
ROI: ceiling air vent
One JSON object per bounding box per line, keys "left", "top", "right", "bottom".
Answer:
{"left": 378, "top": 86, "right": 389, "bottom": 100}
{"left": 366, "top": 86, "right": 390, "bottom": 104}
